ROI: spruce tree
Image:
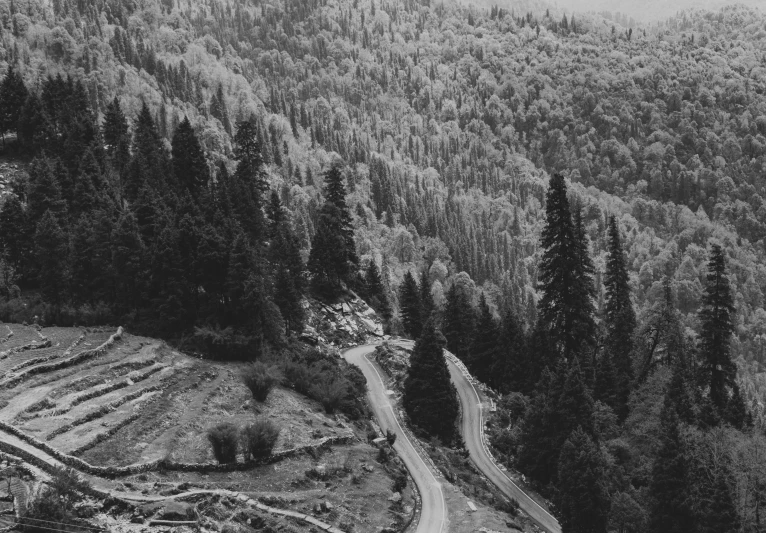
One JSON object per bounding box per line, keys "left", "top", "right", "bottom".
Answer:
{"left": 495, "top": 308, "right": 527, "bottom": 393}
{"left": 307, "top": 164, "right": 358, "bottom": 297}
{"left": 0, "top": 195, "right": 29, "bottom": 272}
{"left": 102, "top": 97, "right": 128, "bottom": 150}
{"left": 172, "top": 116, "right": 209, "bottom": 198}
{"left": 363, "top": 259, "right": 391, "bottom": 321}
{"left": 604, "top": 215, "right": 636, "bottom": 422}
{"left": 0, "top": 65, "right": 27, "bottom": 145}
{"left": 34, "top": 210, "right": 69, "bottom": 305}
{"left": 399, "top": 271, "right": 423, "bottom": 338}
{"left": 322, "top": 164, "right": 359, "bottom": 269}
{"left": 556, "top": 427, "right": 610, "bottom": 533}
{"left": 232, "top": 117, "right": 269, "bottom": 240}
{"left": 307, "top": 203, "right": 351, "bottom": 297}
{"left": 403, "top": 318, "right": 459, "bottom": 443}
{"left": 267, "top": 192, "right": 305, "bottom": 333}
{"left": 470, "top": 293, "right": 500, "bottom": 386}
{"left": 698, "top": 244, "right": 738, "bottom": 421}
{"left": 538, "top": 174, "right": 596, "bottom": 362}
{"left": 649, "top": 401, "right": 694, "bottom": 533}
{"left": 111, "top": 211, "right": 145, "bottom": 312}
{"left": 443, "top": 282, "right": 475, "bottom": 362}
{"left": 419, "top": 269, "right": 434, "bottom": 320}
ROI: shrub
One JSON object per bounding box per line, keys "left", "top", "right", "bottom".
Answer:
{"left": 310, "top": 376, "right": 348, "bottom": 414}
{"left": 242, "top": 362, "right": 282, "bottom": 402}
{"left": 21, "top": 467, "right": 89, "bottom": 532}
{"left": 282, "top": 360, "right": 313, "bottom": 395}
{"left": 207, "top": 422, "right": 239, "bottom": 463}
{"left": 393, "top": 472, "right": 407, "bottom": 493}
{"left": 241, "top": 419, "right": 280, "bottom": 460}
{"left": 386, "top": 429, "right": 397, "bottom": 446}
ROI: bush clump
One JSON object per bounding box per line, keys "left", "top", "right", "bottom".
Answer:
{"left": 242, "top": 361, "right": 282, "bottom": 402}
{"left": 310, "top": 376, "right": 348, "bottom": 414}
{"left": 241, "top": 419, "right": 281, "bottom": 460}
{"left": 207, "top": 422, "right": 239, "bottom": 463}
{"left": 21, "top": 467, "right": 89, "bottom": 532}
{"left": 280, "top": 346, "right": 368, "bottom": 419}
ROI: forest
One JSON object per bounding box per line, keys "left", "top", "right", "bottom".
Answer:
{"left": 0, "top": 0, "right": 764, "bottom": 530}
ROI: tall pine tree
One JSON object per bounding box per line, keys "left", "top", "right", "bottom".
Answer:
{"left": 538, "top": 174, "right": 596, "bottom": 362}
{"left": 698, "top": 244, "right": 740, "bottom": 423}
{"left": 603, "top": 215, "right": 636, "bottom": 421}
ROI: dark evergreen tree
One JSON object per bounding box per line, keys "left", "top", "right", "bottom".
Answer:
{"left": 470, "top": 293, "right": 500, "bottom": 386}
{"left": 517, "top": 365, "right": 565, "bottom": 486}
{"left": 307, "top": 164, "right": 358, "bottom": 297}
{"left": 556, "top": 427, "right": 610, "bottom": 533}
{"left": 172, "top": 116, "right": 209, "bottom": 198}
{"left": 232, "top": 117, "right": 269, "bottom": 241}
{"left": 322, "top": 164, "right": 359, "bottom": 268}
{"left": 419, "top": 269, "right": 434, "bottom": 320}
{"left": 0, "top": 195, "right": 29, "bottom": 273}
{"left": 28, "top": 157, "right": 67, "bottom": 225}
{"left": 111, "top": 211, "right": 145, "bottom": 313}
{"left": 495, "top": 308, "right": 527, "bottom": 393}
{"left": 518, "top": 359, "right": 594, "bottom": 487}
{"left": 399, "top": 270, "right": 423, "bottom": 338}
{"left": 443, "top": 282, "right": 475, "bottom": 362}
{"left": 307, "top": 203, "right": 351, "bottom": 297}
{"left": 538, "top": 174, "right": 596, "bottom": 362}
{"left": 649, "top": 401, "right": 694, "bottom": 533}
{"left": 604, "top": 215, "right": 636, "bottom": 422}
{"left": 34, "top": 210, "right": 68, "bottom": 305}
{"left": 102, "top": 97, "right": 129, "bottom": 150}
{"left": 363, "top": 259, "right": 391, "bottom": 321}
{"left": 210, "top": 84, "right": 232, "bottom": 135}
{"left": 267, "top": 191, "right": 305, "bottom": 333}
{"left": 698, "top": 244, "right": 738, "bottom": 422}
{"left": 402, "top": 318, "right": 459, "bottom": 443}
{"left": 0, "top": 65, "right": 28, "bottom": 145}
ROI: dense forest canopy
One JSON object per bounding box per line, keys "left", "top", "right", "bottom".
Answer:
{"left": 0, "top": 0, "right": 764, "bottom": 407}
{"left": 0, "top": 0, "right": 765, "bottom": 530}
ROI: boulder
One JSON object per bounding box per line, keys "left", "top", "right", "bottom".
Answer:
{"left": 158, "top": 501, "right": 194, "bottom": 521}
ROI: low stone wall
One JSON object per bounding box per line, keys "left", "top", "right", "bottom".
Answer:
{"left": 0, "top": 339, "right": 51, "bottom": 361}
{"left": 47, "top": 385, "right": 162, "bottom": 441}
{"left": 0, "top": 419, "right": 355, "bottom": 479}
{"left": 1, "top": 327, "right": 123, "bottom": 388}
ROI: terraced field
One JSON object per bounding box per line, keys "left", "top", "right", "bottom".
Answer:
{"left": 0, "top": 323, "right": 412, "bottom": 533}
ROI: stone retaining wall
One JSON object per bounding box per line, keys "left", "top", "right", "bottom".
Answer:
{"left": 1, "top": 327, "right": 123, "bottom": 388}
{"left": 0, "top": 420, "right": 354, "bottom": 478}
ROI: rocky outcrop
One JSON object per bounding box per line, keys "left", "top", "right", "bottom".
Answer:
{"left": 302, "top": 297, "right": 385, "bottom": 347}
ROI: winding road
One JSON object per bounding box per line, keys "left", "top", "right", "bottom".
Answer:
{"left": 344, "top": 343, "right": 561, "bottom": 533}
{"left": 343, "top": 345, "right": 447, "bottom": 533}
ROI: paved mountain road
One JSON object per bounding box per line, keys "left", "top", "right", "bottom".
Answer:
{"left": 343, "top": 345, "right": 447, "bottom": 533}
{"left": 445, "top": 357, "right": 561, "bottom": 533}
{"left": 348, "top": 341, "right": 561, "bottom": 533}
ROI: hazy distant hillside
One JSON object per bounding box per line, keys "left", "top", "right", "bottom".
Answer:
{"left": 461, "top": 0, "right": 766, "bottom": 22}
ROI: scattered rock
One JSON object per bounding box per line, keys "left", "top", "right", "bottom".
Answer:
{"left": 158, "top": 501, "right": 194, "bottom": 521}
{"left": 363, "top": 464, "right": 374, "bottom": 473}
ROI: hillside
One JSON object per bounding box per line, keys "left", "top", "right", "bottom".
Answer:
{"left": 0, "top": 0, "right": 765, "bottom": 531}
{"left": 0, "top": 301, "right": 429, "bottom": 533}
